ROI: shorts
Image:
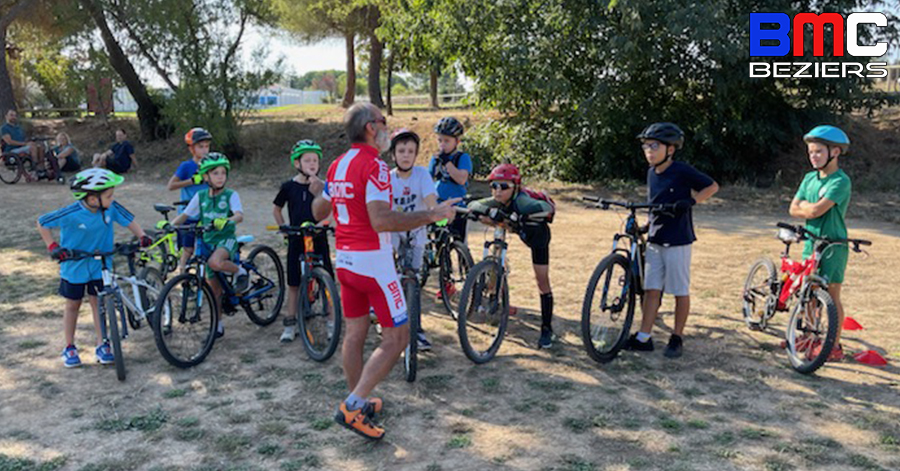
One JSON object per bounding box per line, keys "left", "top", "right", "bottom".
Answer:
{"left": 197, "top": 238, "right": 239, "bottom": 279}
{"left": 286, "top": 235, "right": 333, "bottom": 287}
{"left": 813, "top": 244, "right": 849, "bottom": 284}
{"left": 106, "top": 157, "right": 130, "bottom": 174}
{"left": 643, "top": 243, "right": 692, "bottom": 297}
{"left": 177, "top": 227, "right": 197, "bottom": 250}
{"left": 518, "top": 223, "right": 551, "bottom": 265}
{"left": 448, "top": 216, "right": 468, "bottom": 243}
{"left": 59, "top": 279, "right": 103, "bottom": 300}
{"left": 8, "top": 145, "right": 30, "bottom": 154}
{"left": 60, "top": 157, "right": 81, "bottom": 173}
{"left": 335, "top": 250, "right": 408, "bottom": 328}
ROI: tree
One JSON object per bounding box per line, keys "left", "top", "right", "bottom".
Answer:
{"left": 0, "top": 0, "right": 35, "bottom": 115}
{"left": 439, "top": 0, "right": 899, "bottom": 182}
{"left": 106, "top": 0, "right": 280, "bottom": 159}
{"left": 79, "top": 0, "right": 166, "bottom": 140}
{"left": 271, "top": 0, "right": 370, "bottom": 107}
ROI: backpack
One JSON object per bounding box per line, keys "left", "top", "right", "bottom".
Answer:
{"left": 432, "top": 151, "right": 465, "bottom": 183}
{"left": 520, "top": 187, "right": 556, "bottom": 223}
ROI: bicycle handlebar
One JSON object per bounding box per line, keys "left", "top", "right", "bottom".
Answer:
{"left": 63, "top": 242, "right": 142, "bottom": 263}
{"left": 266, "top": 224, "right": 334, "bottom": 235}
{"left": 582, "top": 196, "right": 675, "bottom": 211}
{"left": 776, "top": 222, "right": 872, "bottom": 252}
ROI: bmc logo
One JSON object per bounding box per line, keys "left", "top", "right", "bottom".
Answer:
{"left": 750, "top": 12, "right": 888, "bottom": 57}
{"left": 330, "top": 181, "right": 355, "bottom": 198}
{"left": 387, "top": 281, "right": 403, "bottom": 309}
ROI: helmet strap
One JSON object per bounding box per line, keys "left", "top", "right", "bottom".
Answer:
{"left": 652, "top": 147, "right": 675, "bottom": 168}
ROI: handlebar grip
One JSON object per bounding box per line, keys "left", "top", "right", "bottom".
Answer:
{"left": 265, "top": 225, "right": 280, "bottom": 231}
{"left": 776, "top": 222, "right": 797, "bottom": 231}
{"left": 856, "top": 240, "right": 873, "bottom": 246}
{"left": 453, "top": 206, "right": 470, "bottom": 214}
{"left": 582, "top": 195, "right": 600, "bottom": 203}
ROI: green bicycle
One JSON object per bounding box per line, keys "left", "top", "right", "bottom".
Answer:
{"left": 134, "top": 202, "right": 189, "bottom": 277}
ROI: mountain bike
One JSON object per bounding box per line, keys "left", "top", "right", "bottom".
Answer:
{"left": 396, "top": 229, "right": 422, "bottom": 381}
{"left": 419, "top": 220, "right": 474, "bottom": 317}
{"left": 742, "top": 222, "right": 871, "bottom": 374}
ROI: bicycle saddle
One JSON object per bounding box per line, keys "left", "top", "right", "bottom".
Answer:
{"left": 154, "top": 204, "right": 176, "bottom": 213}
{"left": 236, "top": 235, "right": 254, "bottom": 245}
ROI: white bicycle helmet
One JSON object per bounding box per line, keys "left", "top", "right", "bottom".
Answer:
{"left": 70, "top": 168, "right": 124, "bottom": 200}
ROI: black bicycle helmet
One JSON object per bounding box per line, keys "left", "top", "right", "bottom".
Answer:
{"left": 184, "top": 127, "right": 213, "bottom": 146}
{"left": 434, "top": 117, "right": 464, "bottom": 137}
{"left": 636, "top": 122, "right": 685, "bottom": 149}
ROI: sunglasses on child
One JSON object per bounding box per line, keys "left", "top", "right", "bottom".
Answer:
{"left": 490, "top": 182, "right": 512, "bottom": 191}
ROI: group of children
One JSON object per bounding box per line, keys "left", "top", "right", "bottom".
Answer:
{"left": 38, "top": 115, "right": 856, "bottom": 368}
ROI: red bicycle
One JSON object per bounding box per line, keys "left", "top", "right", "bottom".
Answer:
{"left": 742, "top": 222, "right": 871, "bottom": 374}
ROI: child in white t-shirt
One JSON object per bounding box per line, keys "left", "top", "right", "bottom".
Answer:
{"left": 390, "top": 128, "right": 437, "bottom": 351}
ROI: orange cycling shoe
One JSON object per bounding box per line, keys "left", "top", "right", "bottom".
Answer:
{"left": 334, "top": 402, "right": 385, "bottom": 440}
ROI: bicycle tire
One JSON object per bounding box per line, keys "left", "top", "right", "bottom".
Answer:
{"left": 153, "top": 273, "right": 217, "bottom": 368}
{"left": 404, "top": 276, "right": 420, "bottom": 382}
{"left": 581, "top": 253, "right": 635, "bottom": 364}
{"left": 785, "top": 282, "right": 838, "bottom": 375}
{"left": 105, "top": 294, "right": 127, "bottom": 381}
{"left": 457, "top": 258, "right": 509, "bottom": 364}
{"left": 298, "top": 267, "right": 342, "bottom": 362}
{"left": 742, "top": 258, "right": 778, "bottom": 331}
{"left": 243, "top": 245, "right": 285, "bottom": 326}
{"left": 0, "top": 154, "right": 21, "bottom": 184}
{"left": 439, "top": 240, "right": 474, "bottom": 318}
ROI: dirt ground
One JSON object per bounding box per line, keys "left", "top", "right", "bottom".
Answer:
{"left": 1, "top": 169, "right": 899, "bottom": 471}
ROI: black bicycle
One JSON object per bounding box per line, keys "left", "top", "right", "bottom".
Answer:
{"left": 455, "top": 206, "right": 550, "bottom": 364}
{"left": 153, "top": 224, "right": 285, "bottom": 368}
{"left": 396, "top": 229, "right": 422, "bottom": 382}
{"left": 419, "top": 220, "right": 474, "bottom": 317}
{"left": 269, "top": 223, "right": 342, "bottom": 362}
{"left": 580, "top": 197, "right": 676, "bottom": 364}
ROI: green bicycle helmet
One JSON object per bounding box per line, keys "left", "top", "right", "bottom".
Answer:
{"left": 198, "top": 152, "right": 231, "bottom": 175}
{"left": 70, "top": 168, "right": 124, "bottom": 200}
{"left": 290, "top": 139, "right": 323, "bottom": 164}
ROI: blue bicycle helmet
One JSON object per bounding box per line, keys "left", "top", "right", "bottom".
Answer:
{"left": 803, "top": 125, "right": 850, "bottom": 151}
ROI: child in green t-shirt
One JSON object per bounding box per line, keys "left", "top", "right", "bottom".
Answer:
{"left": 789, "top": 125, "right": 852, "bottom": 362}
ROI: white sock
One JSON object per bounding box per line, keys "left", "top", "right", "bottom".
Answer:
{"left": 636, "top": 332, "right": 651, "bottom": 343}
{"left": 237, "top": 267, "right": 247, "bottom": 277}
{"left": 217, "top": 321, "right": 224, "bottom": 333}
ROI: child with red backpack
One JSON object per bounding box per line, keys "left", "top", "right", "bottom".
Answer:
{"left": 468, "top": 163, "right": 557, "bottom": 348}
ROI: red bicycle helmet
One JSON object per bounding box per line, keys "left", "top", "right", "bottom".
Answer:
{"left": 488, "top": 163, "right": 521, "bottom": 184}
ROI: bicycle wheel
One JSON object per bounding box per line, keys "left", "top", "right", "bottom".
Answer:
{"left": 457, "top": 259, "right": 509, "bottom": 364}
{"left": 439, "top": 240, "right": 474, "bottom": 318}
{"left": 0, "top": 154, "right": 21, "bottom": 184}
{"left": 742, "top": 258, "right": 778, "bottom": 331}
{"left": 404, "top": 276, "right": 420, "bottom": 382}
{"left": 243, "top": 245, "right": 285, "bottom": 326}
{"left": 298, "top": 267, "right": 342, "bottom": 362}
{"left": 104, "top": 294, "right": 127, "bottom": 381}
{"left": 153, "top": 273, "right": 217, "bottom": 368}
{"left": 785, "top": 281, "right": 838, "bottom": 375}
{"left": 581, "top": 253, "right": 636, "bottom": 364}
{"left": 136, "top": 266, "right": 166, "bottom": 329}
{"left": 136, "top": 236, "right": 170, "bottom": 277}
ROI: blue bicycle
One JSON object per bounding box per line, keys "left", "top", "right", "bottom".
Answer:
{"left": 152, "top": 224, "right": 285, "bottom": 368}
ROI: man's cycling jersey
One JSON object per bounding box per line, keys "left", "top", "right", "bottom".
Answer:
{"left": 322, "top": 143, "right": 392, "bottom": 252}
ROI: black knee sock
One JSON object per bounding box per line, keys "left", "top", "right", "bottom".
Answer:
{"left": 540, "top": 292, "right": 553, "bottom": 332}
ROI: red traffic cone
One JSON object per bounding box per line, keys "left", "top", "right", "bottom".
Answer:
{"left": 853, "top": 350, "right": 888, "bottom": 366}
{"left": 843, "top": 316, "right": 864, "bottom": 331}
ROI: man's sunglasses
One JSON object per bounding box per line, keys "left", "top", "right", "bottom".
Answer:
{"left": 370, "top": 116, "right": 387, "bottom": 126}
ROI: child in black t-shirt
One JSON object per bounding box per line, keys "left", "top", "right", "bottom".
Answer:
{"left": 273, "top": 139, "right": 333, "bottom": 342}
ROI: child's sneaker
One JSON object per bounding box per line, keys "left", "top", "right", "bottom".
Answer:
{"left": 234, "top": 270, "right": 250, "bottom": 294}
{"left": 95, "top": 342, "right": 115, "bottom": 365}
{"left": 417, "top": 332, "right": 432, "bottom": 351}
{"left": 62, "top": 345, "right": 81, "bottom": 368}
{"left": 625, "top": 333, "right": 654, "bottom": 351}
{"left": 280, "top": 325, "right": 297, "bottom": 343}
{"left": 538, "top": 328, "right": 553, "bottom": 349}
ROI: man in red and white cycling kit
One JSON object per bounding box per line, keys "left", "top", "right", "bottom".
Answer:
{"left": 312, "top": 103, "right": 458, "bottom": 440}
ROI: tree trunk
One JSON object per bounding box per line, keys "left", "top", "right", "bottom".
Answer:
{"left": 429, "top": 67, "right": 439, "bottom": 110}
{"left": 367, "top": 31, "right": 384, "bottom": 108}
{"left": 385, "top": 49, "right": 393, "bottom": 116}
{"left": 341, "top": 32, "right": 356, "bottom": 108}
{"left": 0, "top": 0, "right": 34, "bottom": 116}
{"left": 79, "top": 0, "right": 163, "bottom": 141}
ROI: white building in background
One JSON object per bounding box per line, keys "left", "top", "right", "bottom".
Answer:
{"left": 112, "top": 85, "right": 328, "bottom": 112}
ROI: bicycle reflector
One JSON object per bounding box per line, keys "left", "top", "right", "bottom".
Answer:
{"left": 843, "top": 316, "right": 864, "bottom": 331}
{"left": 853, "top": 350, "right": 888, "bottom": 366}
